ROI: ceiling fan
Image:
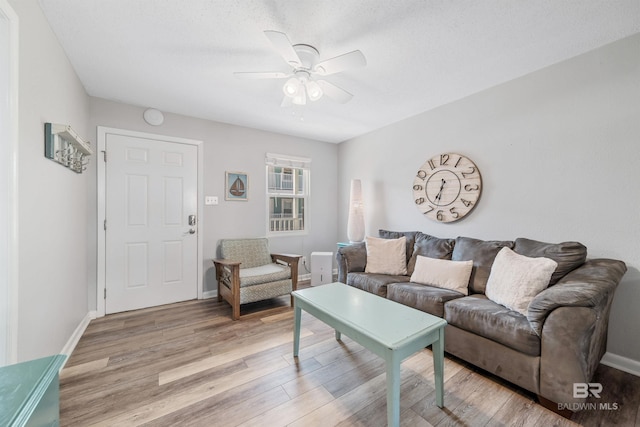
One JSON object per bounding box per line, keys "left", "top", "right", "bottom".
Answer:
{"left": 234, "top": 30, "right": 366, "bottom": 106}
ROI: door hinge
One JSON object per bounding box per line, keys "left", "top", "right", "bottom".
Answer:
{"left": 104, "top": 288, "right": 107, "bottom": 299}
{"left": 104, "top": 219, "right": 107, "bottom": 231}
{"left": 102, "top": 150, "right": 107, "bottom": 162}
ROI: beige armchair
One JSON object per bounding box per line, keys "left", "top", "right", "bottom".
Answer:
{"left": 213, "top": 238, "right": 301, "bottom": 320}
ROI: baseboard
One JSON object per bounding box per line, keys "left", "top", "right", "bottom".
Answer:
{"left": 601, "top": 351, "right": 640, "bottom": 377}
{"left": 202, "top": 290, "right": 217, "bottom": 299}
{"left": 59, "top": 311, "right": 96, "bottom": 371}
{"left": 299, "top": 273, "right": 311, "bottom": 282}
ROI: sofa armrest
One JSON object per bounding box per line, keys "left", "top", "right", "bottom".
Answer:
{"left": 527, "top": 259, "right": 627, "bottom": 336}
{"left": 336, "top": 242, "right": 367, "bottom": 283}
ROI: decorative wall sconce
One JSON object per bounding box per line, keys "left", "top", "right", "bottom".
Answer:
{"left": 44, "top": 123, "right": 92, "bottom": 174}
{"left": 347, "top": 179, "right": 365, "bottom": 243}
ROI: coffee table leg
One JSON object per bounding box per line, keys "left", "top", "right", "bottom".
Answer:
{"left": 385, "top": 352, "right": 401, "bottom": 427}
{"left": 293, "top": 305, "right": 301, "bottom": 357}
{"left": 433, "top": 326, "right": 445, "bottom": 408}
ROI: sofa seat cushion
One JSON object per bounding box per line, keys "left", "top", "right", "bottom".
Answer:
{"left": 387, "top": 282, "right": 465, "bottom": 317}
{"left": 347, "top": 272, "right": 410, "bottom": 297}
{"left": 239, "top": 264, "right": 291, "bottom": 287}
{"left": 444, "top": 295, "right": 540, "bottom": 356}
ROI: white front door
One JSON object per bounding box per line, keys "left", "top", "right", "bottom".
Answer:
{"left": 105, "top": 133, "right": 198, "bottom": 314}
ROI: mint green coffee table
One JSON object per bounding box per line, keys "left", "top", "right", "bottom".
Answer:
{"left": 293, "top": 282, "right": 447, "bottom": 427}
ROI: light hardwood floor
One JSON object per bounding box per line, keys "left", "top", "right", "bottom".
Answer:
{"left": 60, "top": 286, "right": 640, "bottom": 426}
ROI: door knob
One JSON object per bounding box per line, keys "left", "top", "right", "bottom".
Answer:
{"left": 189, "top": 229, "right": 196, "bottom": 234}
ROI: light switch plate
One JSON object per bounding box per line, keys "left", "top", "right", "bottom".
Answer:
{"left": 205, "top": 196, "right": 218, "bottom": 205}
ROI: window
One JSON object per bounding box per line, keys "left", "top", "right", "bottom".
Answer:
{"left": 266, "top": 153, "right": 311, "bottom": 235}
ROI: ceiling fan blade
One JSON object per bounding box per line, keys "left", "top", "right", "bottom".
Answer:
{"left": 314, "top": 50, "right": 366, "bottom": 75}
{"left": 264, "top": 30, "right": 301, "bottom": 67}
{"left": 317, "top": 80, "right": 353, "bottom": 103}
{"left": 234, "top": 71, "right": 289, "bottom": 79}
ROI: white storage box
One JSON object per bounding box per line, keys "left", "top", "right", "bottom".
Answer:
{"left": 311, "top": 252, "right": 333, "bottom": 286}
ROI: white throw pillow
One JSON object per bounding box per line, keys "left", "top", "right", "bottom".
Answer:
{"left": 410, "top": 255, "right": 472, "bottom": 295}
{"left": 485, "top": 247, "right": 558, "bottom": 316}
{"left": 365, "top": 236, "right": 407, "bottom": 275}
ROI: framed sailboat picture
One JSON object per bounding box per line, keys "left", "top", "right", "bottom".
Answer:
{"left": 225, "top": 171, "right": 248, "bottom": 201}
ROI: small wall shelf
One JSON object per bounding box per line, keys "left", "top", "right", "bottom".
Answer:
{"left": 44, "top": 123, "right": 93, "bottom": 173}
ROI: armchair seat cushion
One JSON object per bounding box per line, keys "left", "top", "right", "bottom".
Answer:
{"left": 445, "top": 294, "right": 541, "bottom": 357}
{"left": 239, "top": 264, "right": 291, "bottom": 287}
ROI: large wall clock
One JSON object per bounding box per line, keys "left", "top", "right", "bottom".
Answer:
{"left": 412, "top": 153, "right": 482, "bottom": 223}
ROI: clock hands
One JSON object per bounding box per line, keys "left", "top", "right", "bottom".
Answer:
{"left": 434, "top": 179, "right": 446, "bottom": 205}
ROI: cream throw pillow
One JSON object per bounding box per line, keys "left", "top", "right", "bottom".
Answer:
{"left": 410, "top": 255, "right": 472, "bottom": 295}
{"left": 365, "top": 236, "right": 407, "bottom": 275}
{"left": 485, "top": 247, "right": 558, "bottom": 316}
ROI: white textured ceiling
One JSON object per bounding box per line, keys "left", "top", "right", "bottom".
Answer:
{"left": 39, "top": 0, "right": 640, "bottom": 143}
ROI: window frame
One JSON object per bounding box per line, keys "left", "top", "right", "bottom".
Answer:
{"left": 265, "top": 153, "right": 311, "bottom": 237}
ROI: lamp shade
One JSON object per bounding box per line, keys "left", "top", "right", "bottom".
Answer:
{"left": 347, "top": 179, "right": 365, "bottom": 243}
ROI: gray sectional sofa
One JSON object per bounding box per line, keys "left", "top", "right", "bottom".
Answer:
{"left": 336, "top": 230, "right": 627, "bottom": 409}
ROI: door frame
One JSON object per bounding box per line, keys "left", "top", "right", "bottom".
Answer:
{"left": 0, "top": 0, "right": 19, "bottom": 365}
{"left": 96, "top": 127, "right": 204, "bottom": 317}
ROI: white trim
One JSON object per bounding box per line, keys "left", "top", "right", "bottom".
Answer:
{"left": 96, "top": 127, "right": 204, "bottom": 317}
{"left": 298, "top": 273, "right": 311, "bottom": 282}
{"left": 601, "top": 351, "right": 640, "bottom": 378}
{"left": 265, "top": 152, "right": 311, "bottom": 169}
{"left": 0, "top": 0, "right": 19, "bottom": 365}
{"left": 202, "top": 290, "right": 217, "bottom": 299}
{"left": 59, "top": 311, "right": 96, "bottom": 371}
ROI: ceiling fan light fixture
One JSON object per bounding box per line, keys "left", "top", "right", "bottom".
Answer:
{"left": 306, "top": 81, "right": 323, "bottom": 101}
{"left": 283, "top": 77, "right": 300, "bottom": 97}
{"left": 292, "top": 87, "right": 307, "bottom": 105}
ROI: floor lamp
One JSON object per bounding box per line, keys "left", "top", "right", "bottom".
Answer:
{"left": 347, "top": 179, "right": 365, "bottom": 243}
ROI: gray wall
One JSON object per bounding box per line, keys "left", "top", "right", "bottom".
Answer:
{"left": 338, "top": 34, "right": 640, "bottom": 365}
{"left": 11, "top": 0, "right": 90, "bottom": 361}
{"left": 87, "top": 98, "right": 338, "bottom": 308}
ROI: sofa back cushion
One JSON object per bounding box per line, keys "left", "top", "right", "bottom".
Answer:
{"left": 378, "top": 229, "right": 419, "bottom": 263}
{"left": 451, "top": 237, "right": 514, "bottom": 294}
{"left": 407, "top": 232, "right": 455, "bottom": 275}
{"left": 513, "top": 238, "right": 587, "bottom": 285}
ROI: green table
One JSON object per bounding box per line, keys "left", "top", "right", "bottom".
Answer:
{"left": 293, "top": 282, "right": 447, "bottom": 427}
{"left": 0, "top": 354, "right": 67, "bottom": 427}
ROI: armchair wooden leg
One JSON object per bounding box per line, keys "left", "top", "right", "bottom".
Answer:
{"left": 232, "top": 301, "right": 240, "bottom": 320}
